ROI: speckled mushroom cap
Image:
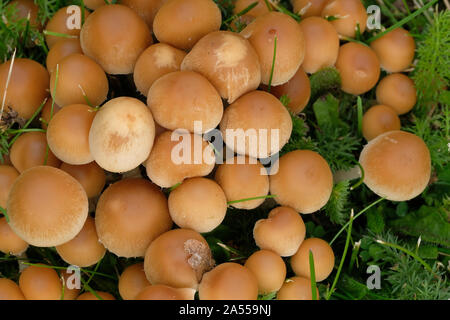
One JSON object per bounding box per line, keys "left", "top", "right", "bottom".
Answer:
{"left": 376, "top": 73, "right": 417, "bottom": 115}
{"left": 321, "top": 0, "right": 367, "bottom": 38}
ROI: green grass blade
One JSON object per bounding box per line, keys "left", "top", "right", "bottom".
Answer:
{"left": 309, "top": 250, "right": 318, "bottom": 300}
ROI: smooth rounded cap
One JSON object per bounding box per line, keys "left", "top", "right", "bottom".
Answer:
{"left": 9, "top": 132, "right": 61, "bottom": 173}
{"left": 321, "top": 0, "right": 367, "bottom": 38}
{"left": 144, "top": 228, "right": 214, "bottom": 289}
{"left": 220, "top": 90, "right": 292, "bottom": 158}
{"left": 0, "top": 165, "right": 19, "bottom": 207}
{"left": 121, "top": 0, "right": 167, "bottom": 31}
{"left": 215, "top": 156, "right": 269, "bottom": 210}
{"left": 234, "top": 0, "right": 272, "bottom": 18}
{"left": 0, "top": 217, "right": 28, "bottom": 255}
{"left": 269, "top": 150, "right": 333, "bottom": 213}
{"left": 19, "top": 265, "right": 62, "bottom": 300}
{"left": 46, "top": 38, "right": 82, "bottom": 73}
{"left": 335, "top": 42, "right": 380, "bottom": 95}
{"left": 370, "top": 28, "right": 415, "bottom": 72}
{"left": 83, "top": 0, "right": 106, "bottom": 10}
{"left": 7, "top": 0, "right": 41, "bottom": 29}
{"left": 7, "top": 166, "right": 88, "bottom": 247}
{"left": 96, "top": 178, "right": 172, "bottom": 258}
{"left": 134, "top": 43, "right": 186, "bottom": 96}
{"left": 60, "top": 269, "right": 81, "bottom": 300}
{"left": 147, "top": 71, "right": 223, "bottom": 133}
{"left": 0, "top": 58, "right": 49, "bottom": 119}
{"left": 277, "top": 276, "right": 319, "bottom": 300}
{"left": 299, "top": 17, "right": 339, "bottom": 74}
{"left": 253, "top": 206, "right": 306, "bottom": 257}
{"left": 50, "top": 53, "right": 108, "bottom": 107}
{"left": 40, "top": 98, "right": 61, "bottom": 130}
{"left": 119, "top": 263, "right": 151, "bottom": 300}
{"left": 153, "top": 0, "right": 221, "bottom": 50}
{"left": 145, "top": 131, "right": 215, "bottom": 188}
{"left": 89, "top": 97, "right": 155, "bottom": 173}
{"left": 181, "top": 31, "right": 261, "bottom": 103}
{"left": 59, "top": 162, "right": 105, "bottom": 198}
{"left": 244, "top": 250, "right": 286, "bottom": 294}
{"left": 77, "top": 291, "right": 116, "bottom": 300}
{"left": 241, "top": 11, "right": 305, "bottom": 85}
{"left": 292, "top": 0, "right": 330, "bottom": 17}
{"left": 291, "top": 238, "right": 335, "bottom": 282}
{"left": 168, "top": 177, "right": 227, "bottom": 233}
{"left": 376, "top": 73, "right": 417, "bottom": 115}
{"left": 0, "top": 278, "right": 25, "bottom": 300}
{"left": 362, "top": 104, "right": 401, "bottom": 141}
{"left": 136, "top": 285, "right": 196, "bottom": 300}
{"left": 199, "top": 263, "right": 258, "bottom": 300}
{"left": 56, "top": 217, "right": 106, "bottom": 267}
{"left": 359, "top": 130, "right": 431, "bottom": 201}
{"left": 80, "top": 4, "right": 152, "bottom": 74}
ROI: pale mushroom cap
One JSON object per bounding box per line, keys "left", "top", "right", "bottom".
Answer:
{"left": 291, "top": 237, "right": 335, "bottom": 282}
{"left": 136, "top": 285, "right": 196, "bottom": 300}
{"left": 40, "top": 98, "right": 61, "bottom": 130}
{"left": 220, "top": 90, "right": 293, "bottom": 158}
{"left": 359, "top": 130, "right": 431, "bottom": 201}
{"left": 77, "top": 291, "right": 116, "bottom": 300}
{"left": 241, "top": 11, "right": 305, "bottom": 86}
{"left": 292, "top": 0, "right": 330, "bottom": 18}
{"left": 153, "top": 0, "right": 222, "bottom": 50}
{"left": 277, "top": 276, "right": 319, "bottom": 300}
{"left": 119, "top": 263, "right": 151, "bottom": 300}
{"left": 59, "top": 162, "right": 106, "bottom": 198}
{"left": 0, "top": 278, "right": 26, "bottom": 300}
{"left": 370, "top": 27, "right": 415, "bottom": 73}
{"left": 0, "top": 58, "right": 49, "bottom": 119}
{"left": 0, "top": 165, "right": 19, "bottom": 208}
{"left": 321, "top": 0, "right": 367, "bottom": 38}
{"left": 215, "top": 156, "right": 269, "bottom": 210}
{"left": 95, "top": 178, "right": 172, "bottom": 258}
{"left": 50, "top": 53, "right": 109, "bottom": 108}
{"left": 80, "top": 4, "right": 152, "bottom": 74}
{"left": 0, "top": 217, "right": 28, "bottom": 255}
{"left": 134, "top": 43, "right": 186, "bottom": 96}
{"left": 121, "top": 0, "right": 168, "bottom": 31}
{"left": 253, "top": 206, "right": 306, "bottom": 257}
{"left": 269, "top": 150, "right": 333, "bottom": 213}
{"left": 362, "top": 104, "right": 401, "bottom": 141}
{"left": 7, "top": 166, "right": 88, "bottom": 247}
{"left": 89, "top": 97, "right": 155, "bottom": 173}
{"left": 19, "top": 265, "right": 63, "bottom": 300}
{"left": 244, "top": 250, "right": 287, "bottom": 294}
{"left": 168, "top": 177, "right": 227, "bottom": 233}
{"left": 47, "top": 104, "right": 96, "bottom": 165}
{"left": 234, "top": 0, "right": 272, "bottom": 17}
{"left": 299, "top": 17, "right": 339, "bottom": 74}
{"left": 56, "top": 217, "right": 106, "bottom": 267}
{"left": 46, "top": 38, "right": 82, "bottom": 73}
{"left": 376, "top": 73, "right": 417, "bottom": 115}
{"left": 335, "top": 42, "right": 380, "bottom": 95}
{"left": 181, "top": 31, "right": 261, "bottom": 103}
{"left": 144, "top": 228, "right": 214, "bottom": 290}
{"left": 198, "top": 263, "right": 258, "bottom": 300}
{"left": 9, "top": 132, "right": 61, "bottom": 173}
{"left": 147, "top": 71, "right": 223, "bottom": 133}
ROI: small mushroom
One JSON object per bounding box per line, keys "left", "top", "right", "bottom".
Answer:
{"left": 136, "top": 285, "right": 196, "bottom": 300}
{"left": 77, "top": 291, "right": 116, "bottom": 300}
{"left": 40, "top": 98, "right": 61, "bottom": 130}
{"left": 119, "top": 263, "right": 151, "bottom": 300}
{"left": 277, "top": 276, "right": 319, "bottom": 300}
{"left": 0, "top": 217, "right": 28, "bottom": 256}
{"left": 83, "top": 0, "right": 106, "bottom": 10}
{"left": 321, "top": 0, "right": 367, "bottom": 38}
{"left": 0, "top": 165, "right": 19, "bottom": 208}
{"left": 292, "top": 0, "right": 330, "bottom": 18}
{"left": 362, "top": 104, "right": 401, "bottom": 141}
{"left": 121, "top": 0, "right": 167, "bottom": 31}
{"left": 7, "top": 0, "right": 41, "bottom": 29}
{"left": 59, "top": 162, "right": 106, "bottom": 199}
{"left": 19, "top": 264, "right": 63, "bottom": 300}
{"left": 46, "top": 38, "right": 82, "bottom": 73}
{"left": 376, "top": 73, "right": 417, "bottom": 115}
{"left": 0, "top": 278, "right": 26, "bottom": 300}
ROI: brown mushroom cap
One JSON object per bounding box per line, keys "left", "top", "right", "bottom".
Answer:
{"left": 46, "top": 38, "right": 83, "bottom": 73}
{"left": 0, "top": 278, "right": 26, "bottom": 300}
{"left": 9, "top": 132, "right": 61, "bottom": 173}
{"left": 253, "top": 206, "right": 306, "bottom": 257}
{"left": 0, "top": 217, "right": 28, "bottom": 255}
{"left": 244, "top": 250, "right": 287, "bottom": 294}
{"left": 181, "top": 31, "right": 261, "bottom": 103}
{"left": 291, "top": 237, "right": 335, "bottom": 282}
{"left": 335, "top": 42, "right": 380, "bottom": 95}
{"left": 144, "top": 228, "right": 214, "bottom": 289}
{"left": 59, "top": 162, "right": 105, "bottom": 198}
{"left": 56, "top": 217, "right": 106, "bottom": 267}
{"left": 77, "top": 291, "right": 116, "bottom": 300}
{"left": 220, "top": 90, "right": 293, "bottom": 158}
{"left": 19, "top": 265, "right": 63, "bottom": 300}
{"left": 89, "top": 97, "right": 155, "bottom": 173}
{"left": 362, "top": 104, "right": 401, "bottom": 141}
{"left": 7, "top": 0, "right": 41, "bottom": 29}
{"left": 277, "top": 276, "right": 319, "bottom": 300}
{"left": 134, "top": 43, "right": 186, "bottom": 96}
{"left": 136, "top": 285, "right": 196, "bottom": 300}
{"left": 147, "top": 71, "right": 223, "bottom": 133}
{"left": 45, "top": 6, "right": 90, "bottom": 49}
{"left": 298, "top": 17, "right": 339, "bottom": 74}
{"left": 321, "top": 0, "right": 367, "bottom": 38}
{"left": 118, "top": 263, "right": 151, "bottom": 300}
{"left": 153, "top": 0, "right": 222, "bottom": 50}
{"left": 121, "top": 0, "right": 167, "bottom": 31}
{"left": 215, "top": 156, "right": 269, "bottom": 210}
{"left": 60, "top": 269, "right": 81, "bottom": 300}
{"left": 269, "top": 150, "right": 333, "bottom": 213}
{"left": 240, "top": 11, "right": 305, "bottom": 86}
{"left": 199, "top": 262, "right": 258, "bottom": 300}
{"left": 0, "top": 165, "right": 19, "bottom": 208}
{"left": 47, "top": 104, "right": 96, "bottom": 165}
{"left": 145, "top": 131, "right": 215, "bottom": 188}
{"left": 7, "top": 166, "right": 88, "bottom": 247}
{"left": 168, "top": 177, "right": 227, "bottom": 233}
{"left": 370, "top": 28, "right": 415, "bottom": 73}
{"left": 50, "top": 53, "right": 109, "bottom": 107}
{"left": 292, "top": 0, "right": 330, "bottom": 18}
{"left": 376, "top": 73, "right": 417, "bottom": 115}
{"left": 359, "top": 130, "right": 431, "bottom": 201}
{"left": 80, "top": 4, "right": 152, "bottom": 74}
{"left": 83, "top": 0, "right": 106, "bottom": 10}
{"left": 40, "top": 98, "right": 61, "bottom": 130}
{"left": 234, "top": 0, "right": 272, "bottom": 18}
{"left": 0, "top": 58, "right": 49, "bottom": 119}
